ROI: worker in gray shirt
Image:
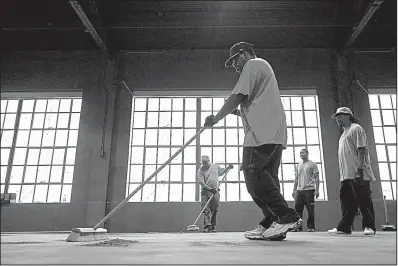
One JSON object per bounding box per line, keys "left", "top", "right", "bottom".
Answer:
{"left": 197, "top": 155, "right": 233, "bottom": 233}
{"left": 292, "top": 148, "right": 319, "bottom": 232}
{"left": 204, "top": 42, "right": 301, "bottom": 240}
{"left": 328, "top": 107, "right": 376, "bottom": 236}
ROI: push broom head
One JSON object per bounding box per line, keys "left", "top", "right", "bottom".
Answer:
{"left": 186, "top": 224, "right": 200, "bottom": 232}
{"left": 66, "top": 228, "right": 109, "bottom": 242}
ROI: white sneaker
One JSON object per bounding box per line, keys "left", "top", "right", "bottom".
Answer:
{"left": 327, "top": 228, "right": 350, "bottom": 235}
{"left": 244, "top": 225, "right": 267, "bottom": 240}
{"left": 262, "top": 219, "right": 302, "bottom": 240}
{"left": 364, "top": 228, "right": 375, "bottom": 235}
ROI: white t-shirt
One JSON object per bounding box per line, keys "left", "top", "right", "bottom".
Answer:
{"left": 232, "top": 58, "right": 287, "bottom": 147}
{"left": 197, "top": 163, "right": 224, "bottom": 189}
{"left": 295, "top": 160, "right": 319, "bottom": 191}
{"left": 338, "top": 123, "right": 376, "bottom": 182}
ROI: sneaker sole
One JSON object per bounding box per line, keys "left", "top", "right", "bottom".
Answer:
{"left": 244, "top": 234, "right": 265, "bottom": 240}
{"left": 266, "top": 234, "right": 287, "bottom": 241}
{"left": 327, "top": 232, "right": 351, "bottom": 235}
{"left": 244, "top": 234, "right": 286, "bottom": 241}
{"left": 262, "top": 220, "right": 302, "bottom": 240}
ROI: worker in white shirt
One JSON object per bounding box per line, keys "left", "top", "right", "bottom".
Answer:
{"left": 292, "top": 148, "right": 319, "bottom": 232}
{"left": 197, "top": 155, "right": 233, "bottom": 232}
{"left": 328, "top": 107, "right": 376, "bottom": 236}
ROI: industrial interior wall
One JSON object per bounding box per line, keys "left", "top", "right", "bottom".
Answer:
{"left": 0, "top": 51, "right": 115, "bottom": 231}
{"left": 0, "top": 49, "right": 396, "bottom": 232}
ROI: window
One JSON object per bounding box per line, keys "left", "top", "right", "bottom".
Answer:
{"left": 0, "top": 98, "right": 82, "bottom": 203}
{"left": 200, "top": 97, "right": 243, "bottom": 202}
{"left": 281, "top": 96, "right": 327, "bottom": 201}
{"left": 127, "top": 95, "right": 327, "bottom": 202}
{"left": 369, "top": 94, "right": 397, "bottom": 200}
{"left": 127, "top": 97, "right": 198, "bottom": 202}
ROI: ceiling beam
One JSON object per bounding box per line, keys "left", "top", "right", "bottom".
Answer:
{"left": 1, "top": 24, "right": 355, "bottom": 31}
{"left": 69, "top": 0, "right": 109, "bottom": 55}
{"left": 344, "top": 0, "right": 384, "bottom": 49}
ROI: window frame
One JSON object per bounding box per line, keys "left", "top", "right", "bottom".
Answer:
{"left": 368, "top": 91, "right": 397, "bottom": 200}
{"left": 1, "top": 91, "right": 82, "bottom": 203}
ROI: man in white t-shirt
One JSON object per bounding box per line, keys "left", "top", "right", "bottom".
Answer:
{"left": 327, "top": 107, "right": 376, "bottom": 236}
{"left": 292, "top": 149, "right": 319, "bottom": 232}
{"left": 204, "top": 42, "right": 301, "bottom": 240}
{"left": 197, "top": 155, "right": 232, "bottom": 232}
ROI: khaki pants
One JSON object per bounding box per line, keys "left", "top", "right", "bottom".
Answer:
{"left": 200, "top": 189, "right": 220, "bottom": 228}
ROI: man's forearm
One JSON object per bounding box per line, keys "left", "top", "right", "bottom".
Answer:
{"left": 293, "top": 179, "right": 298, "bottom": 192}
{"left": 214, "top": 94, "right": 245, "bottom": 123}
{"left": 358, "top": 147, "right": 366, "bottom": 169}
{"left": 221, "top": 168, "right": 229, "bottom": 175}
{"left": 315, "top": 174, "right": 319, "bottom": 192}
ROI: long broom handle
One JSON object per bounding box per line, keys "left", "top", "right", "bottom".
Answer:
{"left": 93, "top": 127, "right": 207, "bottom": 230}
{"left": 383, "top": 195, "right": 389, "bottom": 224}
{"left": 191, "top": 167, "right": 231, "bottom": 226}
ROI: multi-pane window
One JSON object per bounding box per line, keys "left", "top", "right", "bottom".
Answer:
{"left": 0, "top": 98, "right": 82, "bottom": 203}
{"left": 127, "top": 98, "right": 198, "bottom": 202}
{"left": 281, "top": 96, "right": 327, "bottom": 201}
{"left": 1, "top": 100, "right": 19, "bottom": 196}
{"left": 369, "top": 94, "right": 397, "bottom": 200}
{"left": 127, "top": 95, "right": 327, "bottom": 202}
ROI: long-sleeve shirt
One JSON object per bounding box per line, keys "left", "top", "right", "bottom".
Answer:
{"left": 197, "top": 163, "right": 225, "bottom": 190}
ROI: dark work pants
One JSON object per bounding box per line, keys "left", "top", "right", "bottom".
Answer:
{"left": 201, "top": 190, "right": 220, "bottom": 228}
{"left": 294, "top": 189, "right": 315, "bottom": 230}
{"left": 337, "top": 180, "right": 376, "bottom": 233}
{"left": 242, "top": 144, "right": 300, "bottom": 228}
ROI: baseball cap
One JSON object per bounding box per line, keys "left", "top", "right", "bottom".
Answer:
{"left": 331, "top": 107, "right": 354, "bottom": 119}
{"left": 225, "top": 42, "right": 254, "bottom": 68}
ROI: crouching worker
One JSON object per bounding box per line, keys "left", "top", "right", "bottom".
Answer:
{"left": 197, "top": 155, "right": 233, "bottom": 232}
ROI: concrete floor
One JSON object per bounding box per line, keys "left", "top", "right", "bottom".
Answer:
{"left": 1, "top": 231, "right": 396, "bottom": 264}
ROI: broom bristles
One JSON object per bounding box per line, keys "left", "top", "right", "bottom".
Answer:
{"left": 66, "top": 228, "right": 109, "bottom": 242}
{"left": 186, "top": 225, "right": 200, "bottom": 231}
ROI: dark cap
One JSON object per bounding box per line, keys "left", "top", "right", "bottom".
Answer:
{"left": 225, "top": 42, "right": 254, "bottom": 68}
